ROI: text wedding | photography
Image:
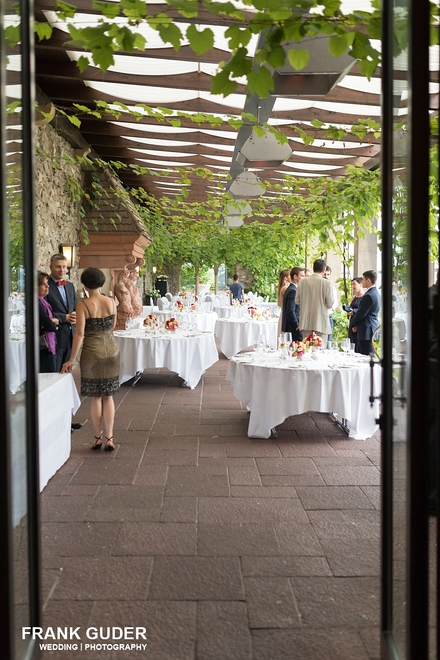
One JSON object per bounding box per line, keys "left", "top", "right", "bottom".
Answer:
{"left": 22, "top": 626, "right": 148, "bottom": 653}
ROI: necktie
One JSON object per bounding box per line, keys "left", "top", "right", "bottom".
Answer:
{"left": 57, "top": 280, "right": 66, "bottom": 287}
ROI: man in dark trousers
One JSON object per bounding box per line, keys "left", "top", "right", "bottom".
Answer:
{"left": 46, "top": 253, "right": 78, "bottom": 371}
{"left": 282, "top": 266, "right": 305, "bottom": 340}
{"left": 349, "top": 269, "right": 381, "bottom": 355}
{"left": 46, "top": 253, "right": 82, "bottom": 430}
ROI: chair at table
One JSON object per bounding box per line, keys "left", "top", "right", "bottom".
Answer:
{"left": 165, "top": 292, "right": 173, "bottom": 302}
{"left": 204, "top": 294, "right": 213, "bottom": 311}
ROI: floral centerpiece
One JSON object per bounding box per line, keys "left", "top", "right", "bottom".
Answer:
{"left": 190, "top": 302, "right": 197, "bottom": 311}
{"left": 262, "top": 307, "right": 272, "bottom": 319}
{"left": 292, "top": 340, "right": 306, "bottom": 358}
{"left": 165, "top": 317, "right": 179, "bottom": 331}
{"left": 247, "top": 305, "right": 257, "bottom": 316}
{"left": 145, "top": 288, "right": 160, "bottom": 302}
{"left": 232, "top": 298, "right": 243, "bottom": 306}
{"left": 305, "top": 333, "right": 323, "bottom": 349}
{"left": 143, "top": 314, "right": 157, "bottom": 329}
{"left": 176, "top": 299, "right": 184, "bottom": 311}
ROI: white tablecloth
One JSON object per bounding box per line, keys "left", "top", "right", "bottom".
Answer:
{"left": 226, "top": 353, "right": 380, "bottom": 440}
{"left": 115, "top": 330, "right": 219, "bottom": 389}
{"left": 11, "top": 373, "right": 81, "bottom": 526}
{"left": 155, "top": 310, "right": 217, "bottom": 332}
{"left": 215, "top": 317, "right": 279, "bottom": 359}
{"left": 9, "top": 336, "right": 26, "bottom": 394}
{"left": 213, "top": 305, "right": 235, "bottom": 318}
{"left": 38, "top": 373, "right": 81, "bottom": 489}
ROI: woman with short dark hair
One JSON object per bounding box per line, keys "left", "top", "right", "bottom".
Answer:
{"left": 60, "top": 267, "right": 119, "bottom": 451}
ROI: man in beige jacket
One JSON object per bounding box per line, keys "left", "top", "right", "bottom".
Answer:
{"left": 295, "top": 258, "right": 335, "bottom": 340}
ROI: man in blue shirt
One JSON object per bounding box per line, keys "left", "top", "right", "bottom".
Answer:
{"left": 229, "top": 274, "right": 244, "bottom": 303}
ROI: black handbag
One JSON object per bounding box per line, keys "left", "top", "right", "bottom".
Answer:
{"left": 39, "top": 333, "right": 49, "bottom": 350}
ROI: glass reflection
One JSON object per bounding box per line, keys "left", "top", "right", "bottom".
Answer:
{"left": 4, "top": 0, "right": 31, "bottom": 656}
{"left": 391, "top": 2, "right": 409, "bottom": 655}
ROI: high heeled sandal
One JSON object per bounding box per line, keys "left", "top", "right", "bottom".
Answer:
{"left": 104, "top": 437, "right": 115, "bottom": 452}
{"left": 92, "top": 435, "right": 103, "bottom": 451}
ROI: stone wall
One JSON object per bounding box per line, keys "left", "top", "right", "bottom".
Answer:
{"left": 232, "top": 265, "right": 254, "bottom": 291}
{"left": 35, "top": 124, "right": 83, "bottom": 289}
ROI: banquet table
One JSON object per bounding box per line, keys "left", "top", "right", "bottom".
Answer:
{"left": 115, "top": 329, "right": 219, "bottom": 389}
{"left": 215, "top": 317, "right": 279, "bottom": 359}
{"left": 155, "top": 310, "right": 218, "bottom": 332}
{"left": 214, "top": 303, "right": 280, "bottom": 319}
{"left": 11, "top": 373, "right": 81, "bottom": 526}
{"left": 226, "top": 351, "right": 380, "bottom": 440}
{"left": 38, "top": 373, "right": 81, "bottom": 489}
{"left": 9, "top": 334, "right": 26, "bottom": 394}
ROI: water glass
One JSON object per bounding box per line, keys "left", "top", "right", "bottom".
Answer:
{"left": 284, "top": 332, "right": 292, "bottom": 344}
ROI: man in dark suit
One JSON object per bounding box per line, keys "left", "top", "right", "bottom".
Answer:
{"left": 45, "top": 253, "right": 78, "bottom": 372}
{"left": 349, "top": 269, "right": 380, "bottom": 355}
{"left": 282, "top": 266, "right": 305, "bottom": 340}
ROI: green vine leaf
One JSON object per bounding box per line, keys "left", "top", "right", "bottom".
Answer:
{"left": 186, "top": 24, "right": 214, "bottom": 55}
{"left": 247, "top": 66, "right": 274, "bottom": 97}
{"left": 154, "top": 18, "right": 183, "bottom": 50}
{"left": 92, "top": 0, "right": 120, "bottom": 19}
{"left": 328, "top": 32, "right": 354, "bottom": 58}
{"left": 55, "top": 0, "right": 77, "bottom": 20}
{"left": 286, "top": 48, "right": 310, "bottom": 71}
{"left": 35, "top": 22, "right": 53, "bottom": 41}
{"left": 76, "top": 56, "right": 90, "bottom": 73}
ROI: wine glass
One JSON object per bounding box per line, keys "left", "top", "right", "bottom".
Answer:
{"left": 284, "top": 332, "right": 292, "bottom": 344}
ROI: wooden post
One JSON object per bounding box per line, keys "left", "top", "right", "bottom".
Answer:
{"left": 194, "top": 264, "right": 199, "bottom": 294}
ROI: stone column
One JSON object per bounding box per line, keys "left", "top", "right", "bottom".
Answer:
{"left": 354, "top": 218, "right": 378, "bottom": 277}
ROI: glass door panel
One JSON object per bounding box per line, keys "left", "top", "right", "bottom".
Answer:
{"left": 2, "top": 0, "right": 40, "bottom": 657}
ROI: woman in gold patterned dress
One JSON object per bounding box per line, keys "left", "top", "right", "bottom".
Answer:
{"left": 61, "top": 267, "right": 119, "bottom": 451}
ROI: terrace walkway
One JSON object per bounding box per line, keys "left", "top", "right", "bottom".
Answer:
{"left": 41, "top": 350, "right": 381, "bottom": 660}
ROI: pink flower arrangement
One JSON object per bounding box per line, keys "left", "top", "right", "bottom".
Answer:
{"left": 292, "top": 341, "right": 306, "bottom": 358}
{"left": 305, "top": 333, "right": 322, "bottom": 349}
{"left": 165, "top": 317, "right": 179, "bottom": 331}
{"left": 176, "top": 300, "right": 184, "bottom": 310}
{"left": 194, "top": 295, "right": 199, "bottom": 302}
{"left": 247, "top": 306, "right": 257, "bottom": 316}
{"left": 190, "top": 302, "right": 197, "bottom": 311}
{"left": 143, "top": 314, "right": 157, "bottom": 327}
{"left": 262, "top": 307, "right": 272, "bottom": 319}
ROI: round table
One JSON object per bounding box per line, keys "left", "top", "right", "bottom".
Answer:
{"left": 155, "top": 310, "right": 218, "bottom": 333}
{"left": 226, "top": 351, "right": 380, "bottom": 439}
{"left": 215, "top": 317, "right": 279, "bottom": 359}
{"left": 114, "top": 329, "right": 219, "bottom": 389}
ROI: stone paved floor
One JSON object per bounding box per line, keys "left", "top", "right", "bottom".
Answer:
{"left": 40, "top": 349, "right": 381, "bottom": 660}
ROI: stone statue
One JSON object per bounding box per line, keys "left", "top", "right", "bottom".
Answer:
{"left": 127, "top": 267, "right": 143, "bottom": 318}
{"left": 114, "top": 269, "right": 134, "bottom": 330}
